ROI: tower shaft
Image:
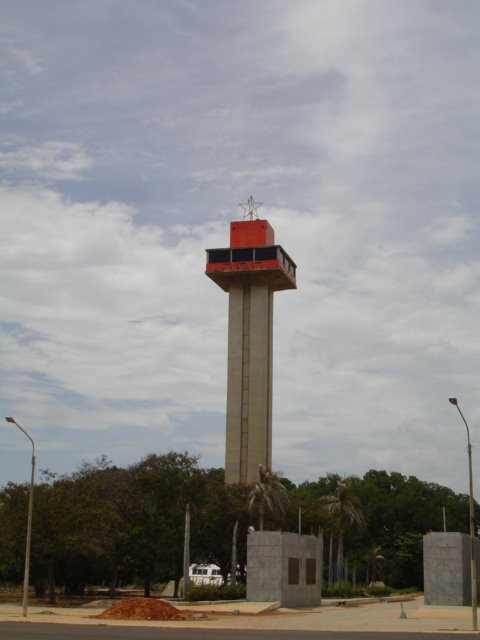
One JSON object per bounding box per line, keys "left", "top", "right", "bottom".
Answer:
{"left": 226, "top": 282, "right": 273, "bottom": 484}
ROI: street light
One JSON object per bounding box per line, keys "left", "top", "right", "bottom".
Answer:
{"left": 5, "top": 417, "right": 35, "bottom": 618}
{"left": 448, "top": 398, "right": 478, "bottom": 631}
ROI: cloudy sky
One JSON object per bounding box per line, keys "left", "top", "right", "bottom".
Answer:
{"left": 2, "top": 0, "right": 480, "bottom": 494}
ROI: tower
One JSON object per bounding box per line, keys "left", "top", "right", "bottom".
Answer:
{"left": 206, "top": 210, "right": 297, "bottom": 485}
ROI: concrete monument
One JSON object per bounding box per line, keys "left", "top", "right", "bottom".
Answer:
{"left": 247, "top": 531, "right": 322, "bottom": 607}
{"left": 424, "top": 531, "right": 480, "bottom": 605}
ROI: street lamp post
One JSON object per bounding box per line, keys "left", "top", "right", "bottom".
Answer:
{"left": 5, "top": 417, "right": 35, "bottom": 618}
{"left": 448, "top": 398, "right": 478, "bottom": 631}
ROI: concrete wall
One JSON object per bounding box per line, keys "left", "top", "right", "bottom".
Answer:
{"left": 424, "top": 532, "right": 480, "bottom": 605}
{"left": 247, "top": 531, "right": 322, "bottom": 607}
{"left": 225, "top": 281, "right": 273, "bottom": 485}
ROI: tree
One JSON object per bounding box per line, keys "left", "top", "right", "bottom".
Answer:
{"left": 0, "top": 482, "right": 29, "bottom": 584}
{"left": 24, "top": 467, "right": 110, "bottom": 599}
{"left": 3, "top": 459, "right": 478, "bottom": 594}
{"left": 248, "top": 465, "right": 290, "bottom": 531}
{"left": 320, "top": 475, "right": 365, "bottom": 582}
{"left": 392, "top": 532, "right": 423, "bottom": 588}
{"left": 122, "top": 451, "right": 203, "bottom": 597}
{"left": 64, "top": 458, "right": 131, "bottom": 597}
{"left": 193, "top": 468, "right": 250, "bottom": 582}
{"left": 365, "top": 545, "right": 385, "bottom": 584}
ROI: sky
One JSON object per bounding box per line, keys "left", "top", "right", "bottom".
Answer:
{"left": 2, "top": 0, "right": 480, "bottom": 495}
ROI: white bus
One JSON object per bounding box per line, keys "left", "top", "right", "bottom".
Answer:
{"left": 189, "top": 564, "right": 223, "bottom": 585}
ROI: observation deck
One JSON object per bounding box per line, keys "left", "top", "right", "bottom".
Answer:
{"left": 205, "top": 219, "right": 297, "bottom": 292}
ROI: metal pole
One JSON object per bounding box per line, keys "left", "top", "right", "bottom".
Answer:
{"left": 449, "top": 399, "right": 477, "bottom": 631}
{"left": 443, "top": 507, "right": 447, "bottom": 532}
{"left": 183, "top": 502, "right": 190, "bottom": 597}
{"left": 5, "top": 417, "right": 35, "bottom": 618}
{"left": 467, "top": 438, "right": 478, "bottom": 632}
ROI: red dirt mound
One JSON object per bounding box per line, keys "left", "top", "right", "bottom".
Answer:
{"left": 97, "top": 597, "right": 186, "bottom": 621}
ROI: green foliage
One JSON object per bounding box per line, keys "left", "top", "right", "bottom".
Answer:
{"left": 192, "top": 469, "right": 250, "bottom": 581}
{"left": 321, "top": 582, "right": 366, "bottom": 598}
{"left": 394, "top": 586, "right": 421, "bottom": 594}
{"left": 367, "top": 584, "right": 393, "bottom": 597}
{"left": 351, "top": 470, "right": 470, "bottom": 587}
{"left": 390, "top": 532, "right": 424, "bottom": 589}
{"left": 0, "top": 459, "right": 476, "bottom": 596}
{"left": 319, "top": 476, "right": 365, "bottom": 582}
{"left": 248, "top": 466, "right": 290, "bottom": 531}
{"left": 185, "top": 582, "right": 246, "bottom": 601}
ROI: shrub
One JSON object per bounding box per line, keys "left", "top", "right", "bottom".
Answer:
{"left": 185, "top": 582, "right": 246, "bottom": 602}
{"left": 367, "top": 584, "right": 393, "bottom": 597}
{"left": 321, "top": 582, "right": 394, "bottom": 598}
{"left": 321, "top": 582, "right": 365, "bottom": 598}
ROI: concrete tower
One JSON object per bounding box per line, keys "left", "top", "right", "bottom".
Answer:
{"left": 206, "top": 213, "right": 297, "bottom": 485}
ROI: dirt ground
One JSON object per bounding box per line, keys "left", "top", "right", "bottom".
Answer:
{"left": 96, "top": 598, "right": 186, "bottom": 621}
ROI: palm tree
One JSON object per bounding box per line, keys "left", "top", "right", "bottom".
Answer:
{"left": 328, "top": 531, "right": 334, "bottom": 585}
{"left": 365, "top": 545, "right": 385, "bottom": 585}
{"left": 320, "top": 475, "right": 365, "bottom": 582}
{"left": 248, "top": 465, "right": 290, "bottom": 531}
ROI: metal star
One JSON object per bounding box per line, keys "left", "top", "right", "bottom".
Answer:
{"left": 239, "top": 195, "right": 263, "bottom": 220}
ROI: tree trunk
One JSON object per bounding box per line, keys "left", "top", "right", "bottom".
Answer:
{"left": 48, "top": 557, "right": 56, "bottom": 605}
{"left": 109, "top": 567, "right": 118, "bottom": 599}
{"left": 259, "top": 504, "right": 264, "bottom": 531}
{"left": 183, "top": 503, "right": 190, "bottom": 597}
{"left": 231, "top": 520, "right": 238, "bottom": 585}
{"left": 328, "top": 532, "right": 333, "bottom": 585}
{"left": 336, "top": 532, "right": 344, "bottom": 583}
{"left": 34, "top": 576, "right": 46, "bottom": 598}
{"left": 144, "top": 575, "right": 151, "bottom": 598}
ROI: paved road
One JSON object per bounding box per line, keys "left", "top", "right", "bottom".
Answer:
{"left": 0, "top": 624, "right": 478, "bottom": 640}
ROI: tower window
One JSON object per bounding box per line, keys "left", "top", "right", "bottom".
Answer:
{"left": 255, "top": 246, "right": 277, "bottom": 261}
{"left": 232, "top": 248, "right": 254, "bottom": 262}
{"left": 208, "top": 249, "right": 231, "bottom": 263}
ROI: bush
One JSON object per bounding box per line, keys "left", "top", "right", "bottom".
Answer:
{"left": 185, "top": 582, "right": 246, "bottom": 602}
{"left": 321, "top": 582, "right": 394, "bottom": 598}
{"left": 395, "top": 586, "right": 420, "bottom": 594}
{"left": 367, "top": 584, "right": 393, "bottom": 597}
{"left": 321, "top": 582, "right": 365, "bottom": 598}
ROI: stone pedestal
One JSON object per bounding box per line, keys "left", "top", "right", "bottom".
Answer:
{"left": 424, "top": 531, "right": 480, "bottom": 605}
{"left": 247, "top": 531, "right": 322, "bottom": 607}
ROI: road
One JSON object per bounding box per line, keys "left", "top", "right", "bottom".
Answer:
{"left": 0, "top": 624, "right": 478, "bottom": 640}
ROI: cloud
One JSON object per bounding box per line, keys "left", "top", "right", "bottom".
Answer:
{"left": 1, "top": 184, "right": 227, "bottom": 421}
{"left": 0, "top": 141, "right": 93, "bottom": 181}
{"left": 426, "top": 215, "right": 476, "bottom": 246}
{"left": 2, "top": 1, "right": 480, "bottom": 493}
{"left": 9, "top": 46, "right": 43, "bottom": 76}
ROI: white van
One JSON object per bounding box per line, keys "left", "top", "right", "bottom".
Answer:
{"left": 189, "top": 564, "right": 223, "bottom": 585}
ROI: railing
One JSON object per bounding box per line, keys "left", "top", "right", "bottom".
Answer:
{"left": 207, "top": 245, "right": 296, "bottom": 278}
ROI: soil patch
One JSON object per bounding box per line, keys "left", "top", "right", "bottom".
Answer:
{"left": 96, "top": 597, "right": 186, "bottom": 621}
